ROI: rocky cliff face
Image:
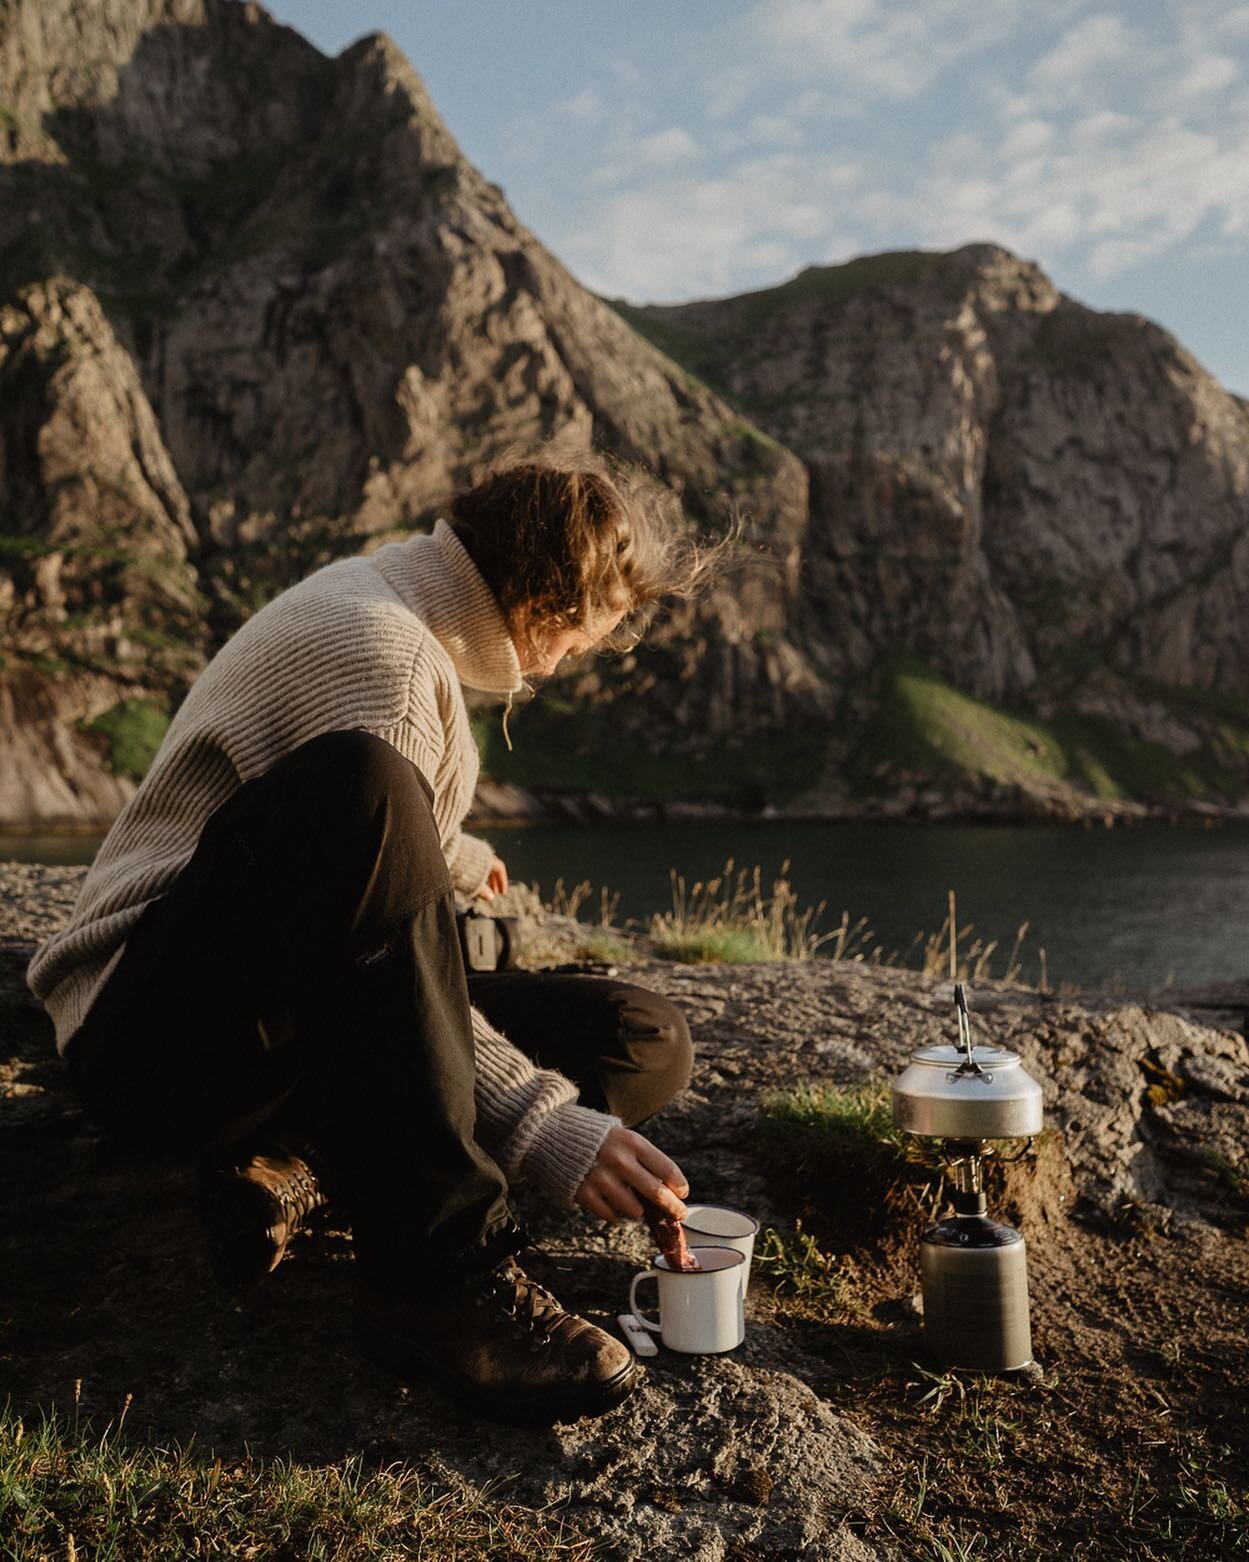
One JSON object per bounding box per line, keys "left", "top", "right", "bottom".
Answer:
{"left": 1, "top": 0, "right": 1246, "bottom": 829}
{"left": 0, "top": 276, "right": 208, "bottom": 823}
{"left": 625, "top": 248, "right": 1249, "bottom": 813}
{"left": 0, "top": 0, "right": 821, "bottom": 828}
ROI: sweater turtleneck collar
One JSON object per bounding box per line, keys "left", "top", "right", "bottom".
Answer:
{"left": 366, "top": 518, "right": 524, "bottom": 696}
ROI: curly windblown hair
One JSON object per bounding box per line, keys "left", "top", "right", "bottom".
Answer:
{"left": 446, "top": 447, "right": 727, "bottom": 665}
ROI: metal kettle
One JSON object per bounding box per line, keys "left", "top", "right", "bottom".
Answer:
{"left": 891, "top": 1039, "right": 1044, "bottom": 1140}
{"left": 893, "top": 977, "right": 1043, "bottom": 1140}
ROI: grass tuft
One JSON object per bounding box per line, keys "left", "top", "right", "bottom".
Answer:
{"left": 567, "top": 929, "right": 640, "bottom": 965}
{"left": 755, "top": 1082, "right": 946, "bottom": 1253}
{"left": 1199, "top": 1147, "right": 1249, "bottom": 1211}
{"left": 913, "top": 912, "right": 1035, "bottom": 985}
{"left": 757, "top": 1081, "right": 905, "bottom": 1172}
{"left": 650, "top": 857, "right": 844, "bottom": 964}
{"left": 0, "top": 1400, "right": 593, "bottom": 1561}
{"left": 753, "top": 1222, "right": 846, "bottom": 1320}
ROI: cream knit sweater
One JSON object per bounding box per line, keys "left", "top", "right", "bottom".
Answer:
{"left": 26, "top": 519, "right": 620, "bottom": 1205}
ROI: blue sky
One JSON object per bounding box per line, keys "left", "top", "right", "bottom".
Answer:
{"left": 268, "top": 1, "right": 1249, "bottom": 395}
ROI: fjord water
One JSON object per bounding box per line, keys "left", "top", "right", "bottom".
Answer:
{"left": 6, "top": 821, "right": 1248, "bottom": 992}
{"left": 494, "top": 820, "right": 1249, "bottom": 993}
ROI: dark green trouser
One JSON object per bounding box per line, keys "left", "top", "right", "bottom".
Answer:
{"left": 64, "top": 730, "right": 691, "bottom": 1284}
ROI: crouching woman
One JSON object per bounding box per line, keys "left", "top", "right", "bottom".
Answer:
{"left": 26, "top": 452, "right": 716, "bottom": 1424}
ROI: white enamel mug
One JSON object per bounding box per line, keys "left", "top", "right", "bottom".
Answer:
{"left": 627, "top": 1246, "right": 745, "bottom": 1354}
{"left": 683, "top": 1204, "right": 760, "bottom": 1298}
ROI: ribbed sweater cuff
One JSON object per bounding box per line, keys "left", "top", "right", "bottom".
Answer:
{"left": 450, "top": 831, "right": 495, "bottom": 896}
{"left": 518, "top": 1103, "right": 622, "bottom": 1207}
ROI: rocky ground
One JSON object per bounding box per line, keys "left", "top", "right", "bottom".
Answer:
{"left": 3, "top": 861, "right": 1248, "bottom": 1559}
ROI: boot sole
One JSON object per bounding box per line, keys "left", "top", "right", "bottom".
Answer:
{"left": 353, "top": 1313, "right": 642, "bottom": 1425}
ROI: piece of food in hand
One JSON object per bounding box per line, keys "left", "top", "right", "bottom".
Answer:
{"left": 643, "top": 1199, "right": 701, "bottom": 1272}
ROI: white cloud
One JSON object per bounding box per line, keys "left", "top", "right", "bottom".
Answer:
{"left": 1169, "top": 52, "right": 1240, "bottom": 101}
{"left": 746, "top": 0, "right": 1034, "bottom": 99}
{"left": 635, "top": 128, "right": 701, "bottom": 166}
{"left": 1002, "top": 118, "right": 1054, "bottom": 158}
{"left": 558, "top": 85, "right": 606, "bottom": 123}
{"left": 746, "top": 112, "right": 806, "bottom": 148}
{"left": 559, "top": 153, "right": 864, "bottom": 301}
{"left": 703, "top": 65, "right": 756, "bottom": 122}
{"left": 876, "top": 110, "right": 1249, "bottom": 282}
{"left": 1087, "top": 236, "right": 1160, "bottom": 279}
{"left": 1069, "top": 110, "right": 1137, "bottom": 143}
{"left": 792, "top": 90, "right": 837, "bottom": 117}
{"left": 1029, "top": 14, "right": 1134, "bottom": 95}
{"left": 587, "top": 127, "right": 702, "bottom": 190}
{"left": 1027, "top": 201, "right": 1082, "bottom": 245}
{"left": 530, "top": 0, "right": 1249, "bottom": 307}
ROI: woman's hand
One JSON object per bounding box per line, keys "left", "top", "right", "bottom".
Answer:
{"left": 474, "top": 855, "right": 509, "bottom": 902}
{"left": 575, "top": 1126, "right": 690, "bottom": 1225}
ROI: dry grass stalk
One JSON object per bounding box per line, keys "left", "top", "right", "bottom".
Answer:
{"left": 651, "top": 857, "right": 850, "bottom": 963}
{"left": 917, "top": 914, "right": 1033, "bottom": 984}
{"left": 542, "top": 864, "right": 1043, "bottom": 984}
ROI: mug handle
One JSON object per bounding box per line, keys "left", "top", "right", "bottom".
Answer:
{"left": 628, "top": 1269, "right": 662, "bottom": 1332}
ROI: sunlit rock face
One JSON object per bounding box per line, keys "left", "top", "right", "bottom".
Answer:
{"left": 1, "top": 2, "right": 1246, "bottom": 828}
{"left": 633, "top": 245, "right": 1249, "bottom": 713}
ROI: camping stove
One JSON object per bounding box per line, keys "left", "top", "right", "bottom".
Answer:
{"left": 892, "top": 982, "right": 1043, "bottom": 1372}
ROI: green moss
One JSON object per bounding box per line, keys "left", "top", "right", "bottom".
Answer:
{"left": 121, "top": 623, "right": 190, "bottom": 653}
{"left": 472, "top": 702, "right": 828, "bottom": 809}
{"left": 1049, "top": 711, "right": 1242, "bottom": 802}
{"left": 861, "top": 656, "right": 1249, "bottom": 805}
{"left": 1130, "top": 674, "right": 1249, "bottom": 726}
{"left": 857, "top": 655, "right": 1069, "bottom": 788}
{"left": 0, "top": 534, "right": 60, "bottom": 561}
{"left": 854, "top": 655, "right": 1248, "bottom": 805}
{"left": 17, "top": 651, "right": 76, "bottom": 677}
{"left": 80, "top": 699, "right": 170, "bottom": 782}
{"left": 720, "top": 419, "right": 781, "bottom": 451}
{"left": 1214, "top": 721, "right": 1249, "bottom": 764}
{"left": 741, "top": 250, "right": 952, "bottom": 318}
{"left": 602, "top": 299, "right": 715, "bottom": 379}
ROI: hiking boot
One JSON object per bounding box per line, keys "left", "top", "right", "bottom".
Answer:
{"left": 354, "top": 1256, "right": 640, "bottom": 1424}
{"left": 199, "top": 1149, "right": 328, "bottom": 1286}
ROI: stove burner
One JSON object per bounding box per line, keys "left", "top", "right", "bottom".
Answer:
{"left": 891, "top": 981, "right": 1044, "bottom": 1373}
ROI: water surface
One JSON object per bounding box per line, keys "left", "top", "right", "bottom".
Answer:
{"left": 6, "top": 820, "right": 1248, "bottom": 992}
{"left": 490, "top": 819, "right": 1249, "bottom": 993}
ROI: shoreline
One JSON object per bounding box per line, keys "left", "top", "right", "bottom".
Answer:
{"left": 466, "top": 779, "right": 1249, "bottom": 832}
{"left": 5, "top": 791, "right": 1249, "bottom": 842}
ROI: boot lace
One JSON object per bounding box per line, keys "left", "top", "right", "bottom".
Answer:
{"left": 272, "top": 1160, "right": 327, "bottom": 1226}
{"left": 474, "top": 1261, "right": 565, "bottom": 1352}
